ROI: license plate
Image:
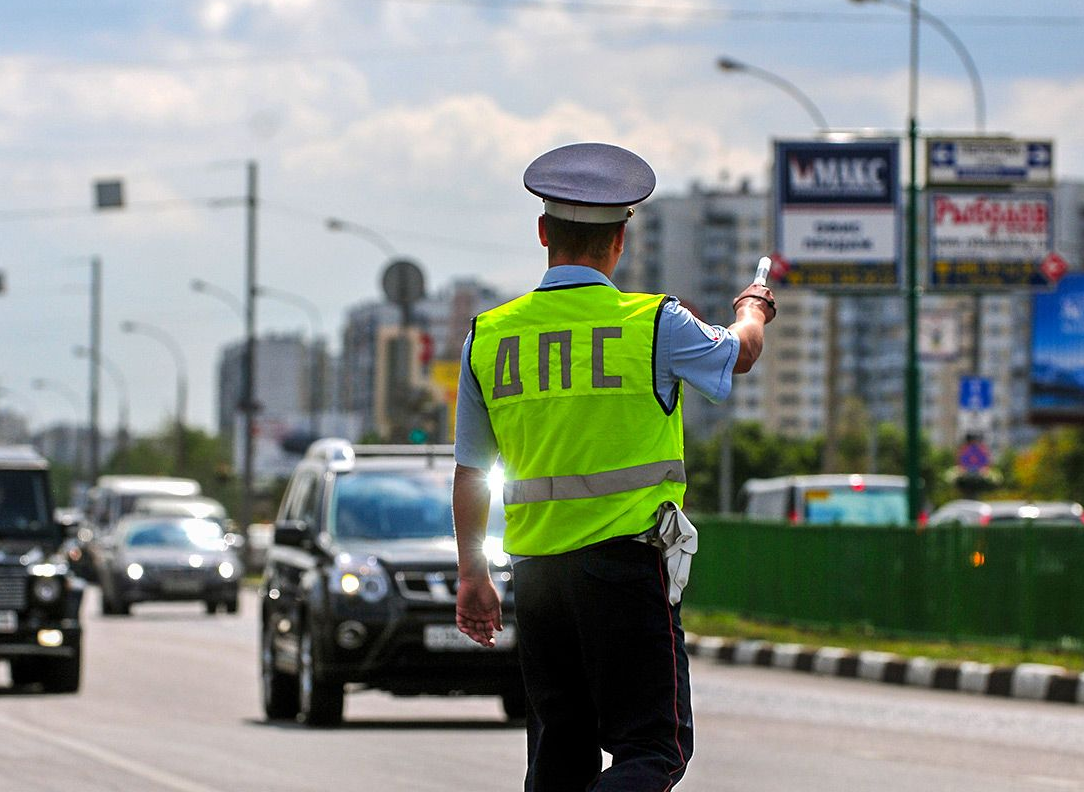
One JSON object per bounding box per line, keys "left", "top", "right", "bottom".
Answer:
{"left": 162, "top": 578, "right": 203, "bottom": 594}
{"left": 423, "top": 624, "right": 517, "bottom": 651}
{"left": 0, "top": 611, "right": 17, "bottom": 633}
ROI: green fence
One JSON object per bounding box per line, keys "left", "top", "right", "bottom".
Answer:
{"left": 683, "top": 517, "right": 1084, "bottom": 648}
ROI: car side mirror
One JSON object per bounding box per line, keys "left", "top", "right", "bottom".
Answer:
{"left": 274, "top": 519, "right": 311, "bottom": 548}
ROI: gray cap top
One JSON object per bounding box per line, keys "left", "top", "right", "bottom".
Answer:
{"left": 524, "top": 142, "right": 656, "bottom": 223}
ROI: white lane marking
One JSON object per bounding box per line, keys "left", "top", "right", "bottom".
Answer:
{"left": 0, "top": 711, "right": 228, "bottom": 792}
{"left": 1019, "top": 776, "right": 1083, "bottom": 790}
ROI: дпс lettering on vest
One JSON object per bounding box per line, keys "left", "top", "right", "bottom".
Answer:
{"left": 492, "top": 326, "right": 624, "bottom": 399}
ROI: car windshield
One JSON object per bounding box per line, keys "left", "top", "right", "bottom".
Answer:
{"left": 329, "top": 470, "right": 505, "bottom": 541}
{"left": 803, "top": 487, "right": 908, "bottom": 527}
{"left": 0, "top": 469, "right": 51, "bottom": 537}
{"left": 124, "top": 519, "right": 225, "bottom": 550}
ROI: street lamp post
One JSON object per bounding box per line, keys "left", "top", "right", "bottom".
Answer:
{"left": 88, "top": 256, "right": 102, "bottom": 482}
{"left": 325, "top": 217, "right": 397, "bottom": 259}
{"left": 257, "top": 285, "right": 324, "bottom": 438}
{"left": 715, "top": 55, "right": 833, "bottom": 511}
{"left": 716, "top": 57, "right": 830, "bottom": 131}
{"left": 191, "top": 278, "right": 245, "bottom": 322}
{"left": 850, "top": 0, "right": 985, "bottom": 133}
{"left": 31, "top": 378, "right": 84, "bottom": 477}
{"left": 0, "top": 387, "right": 35, "bottom": 440}
{"left": 72, "top": 347, "right": 130, "bottom": 458}
{"left": 120, "top": 321, "right": 188, "bottom": 472}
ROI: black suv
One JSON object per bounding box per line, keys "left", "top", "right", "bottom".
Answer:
{"left": 0, "top": 446, "right": 83, "bottom": 692}
{"left": 259, "top": 441, "right": 522, "bottom": 726}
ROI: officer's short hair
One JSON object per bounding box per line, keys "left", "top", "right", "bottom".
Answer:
{"left": 543, "top": 215, "right": 626, "bottom": 261}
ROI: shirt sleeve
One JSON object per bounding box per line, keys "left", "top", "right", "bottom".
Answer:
{"left": 453, "top": 329, "right": 500, "bottom": 469}
{"left": 655, "top": 298, "right": 740, "bottom": 407}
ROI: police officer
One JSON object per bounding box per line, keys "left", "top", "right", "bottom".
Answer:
{"left": 453, "top": 142, "right": 774, "bottom": 791}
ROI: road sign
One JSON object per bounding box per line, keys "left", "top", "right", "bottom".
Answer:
{"left": 957, "top": 441, "right": 991, "bottom": 474}
{"left": 382, "top": 259, "right": 425, "bottom": 306}
{"left": 926, "top": 138, "right": 1053, "bottom": 187}
{"left": 959, "top": 377, "right": 993, "bottom": 411}
{"left": 1040, "top": 252, "right": 1069, "bottom": 284}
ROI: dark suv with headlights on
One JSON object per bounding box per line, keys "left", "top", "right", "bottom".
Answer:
{"left": 260, "top": 440, "right": 521, "bottom": 727}
{"left": 0, "top": 446, "right": 83, "bottom": 692}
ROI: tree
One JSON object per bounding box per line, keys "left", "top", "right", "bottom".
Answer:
{"left": 1009, "top": 426, "right": 1084, "bottom": 502}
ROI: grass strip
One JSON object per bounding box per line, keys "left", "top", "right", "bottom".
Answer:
{"left": 684, "top": 609, "right": 1084, "bottom": 673}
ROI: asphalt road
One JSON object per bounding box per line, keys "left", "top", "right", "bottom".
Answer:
{"left": 2, "top": 588, "right": 1083, "bottom": 792}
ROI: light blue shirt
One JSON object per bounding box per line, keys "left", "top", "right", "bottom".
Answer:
{"left": 454, "top": 265, "right": 740, "bottom": 469}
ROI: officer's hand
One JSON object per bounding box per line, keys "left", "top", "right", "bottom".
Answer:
{"left": 732, "top": 283, "right": 776, "bottom": 324}
{"left": 456, "top": 574, "right": 503, "bottom": 648}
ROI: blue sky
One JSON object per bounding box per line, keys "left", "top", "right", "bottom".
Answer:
{"left": 1, "top": 0, "right": 1083, "bottom": 435}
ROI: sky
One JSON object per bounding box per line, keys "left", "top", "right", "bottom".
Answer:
{"left": 1, "top": 0, "right": 1083, "bottom": 436}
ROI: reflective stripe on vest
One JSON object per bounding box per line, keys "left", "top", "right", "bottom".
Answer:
{"left": 504, "top": 459, "right": 686, "bottom": 505}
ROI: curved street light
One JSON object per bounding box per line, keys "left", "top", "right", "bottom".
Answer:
{"left": 716, "top": 56, "right": 830, "bottom": 131}
{"left": 72, "top": 346, "right": 130, "bottom": 456}
{"left": 0, "top": 386, "right": 35, "bottom": 440}
{"left": 191, "top": 278, "right": 245, "bottom": 322}
{"left": 120, "top": 320, "right": 188, "bottom": 470}
{"left": 850, "top": 0, "right": 985, "bottom": 132}
{"left": 325, "top": 216, "right": 398, "bottom": 259}
{"left": 257, "top": 285, "right": 324, "bottom": 437}
{"left": 31, "top": 378, "right": 85, "bottom": 477}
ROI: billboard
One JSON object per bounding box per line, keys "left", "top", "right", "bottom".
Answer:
{"left": 927, "top": 191, "right": 1058, "bottom": 288}
{"left": 1030, "top": 273, "right": 1084, "bottom": 423}
{"left": 773, "top": 139, "right": 900, "bottom": 288}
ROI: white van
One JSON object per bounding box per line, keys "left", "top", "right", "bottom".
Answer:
{"left": 87, "top": 475, "right": 202, "bottom": 534}
{"left": 739, "top": 474, "right": 911, "bottom": 527}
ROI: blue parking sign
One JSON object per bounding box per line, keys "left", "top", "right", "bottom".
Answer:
{"left": 959, "top": 377, "right": 993, "bottom": 411}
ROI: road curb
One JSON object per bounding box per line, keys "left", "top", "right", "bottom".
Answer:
{"left": 685, "top": 633, "right": 1084, "bottom": 706}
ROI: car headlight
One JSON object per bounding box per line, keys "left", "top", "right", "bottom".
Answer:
{"left": 335, "top": 555, "right": 390, "bottom": 603}
{"left": 127, "top": 563, "right": 144, "bottom": 581}
{"left": 218, "top": 561, "right": 236, "bottom": 579}
{"left": 33, "top": 576, "right": 63, "bottom": 604}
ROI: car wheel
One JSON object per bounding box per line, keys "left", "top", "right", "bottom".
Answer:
{"left": 298, "top": 624, "right": 343, "bottom": 727}
{"left": 205, "top": 601, "right": 218, "bottom": 615}
{"left": 225, "top": 598, "right": 239, "bottom": 614}
{"left": 40, "top": 654, "right": 81, "bottom": 694}
{"left": 261, "top": 620, "right": 300, "bottom": 720}
{"left": 501, "top": 683, "right": 528, "bottom": 722}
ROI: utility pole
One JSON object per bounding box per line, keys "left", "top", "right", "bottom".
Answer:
{"left": 242, "top": 161, "right": 258, "bottom": 530}
{"left": 89, "top": 256, "right": 102, "bottom": 482}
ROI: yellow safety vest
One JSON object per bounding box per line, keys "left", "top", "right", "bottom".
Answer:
{"left": 470, "top": 283, "right": 686, "bottom": 555}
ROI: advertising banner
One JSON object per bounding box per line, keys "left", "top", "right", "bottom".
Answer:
{"left": 927, "top": 191, "right": 1058, "bottom": 288}
{"left": 773, "top": 139, "right": 900, "bottom": 288}
{"left": 1030, "top": 273, "right": 1084, "bottom": 423}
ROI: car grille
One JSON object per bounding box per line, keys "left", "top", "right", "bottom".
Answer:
{"left": 0, "top": 566, "right": 28, "bottom": 609}
{"left": 393, "top": 567, "right": 510, "bottom": 604}
{"left": 395, "top": 569, "right": 458, "bottom": 603}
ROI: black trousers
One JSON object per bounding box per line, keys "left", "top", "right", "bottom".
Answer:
{"left": 513, "top": 539, "right": 693, "bottom": 792}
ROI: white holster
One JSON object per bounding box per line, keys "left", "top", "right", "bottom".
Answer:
{"left": 649, "top": 501, "right": 699, "bottom": 606}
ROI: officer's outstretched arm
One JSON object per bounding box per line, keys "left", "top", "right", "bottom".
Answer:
{"left": 729, "top": 284, "right": 775, "bottom": 373}
{"left": 453, "top": 464, "right": 503, "bottom": 648}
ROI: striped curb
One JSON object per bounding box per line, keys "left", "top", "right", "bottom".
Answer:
{"left": 685, "top": 633, "right": 1084, "bottom": 706}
